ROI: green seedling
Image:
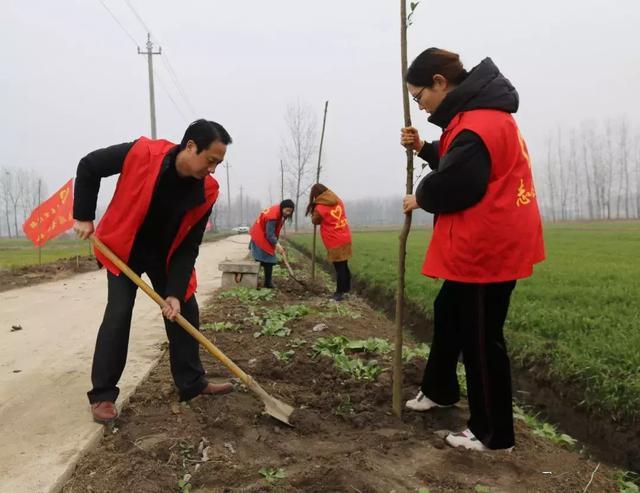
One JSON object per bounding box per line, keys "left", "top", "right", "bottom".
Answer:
{"left": 219, "top": 287, "right": 274, "bottom": 304}
{"left": 259, "top": 467, "right": 286, "bottom": 484}
{"left": 272, "top": 350, "right": 295, "bottom": 362}
{"left": 201, "top": 321, "right": 242, "bottom": 333}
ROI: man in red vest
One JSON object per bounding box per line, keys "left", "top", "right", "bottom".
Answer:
{"left": 73, "top": 120, "right": 234, "bottom": 423}
{"left": 400, "top": 48, "right": 544, "bottom": 451}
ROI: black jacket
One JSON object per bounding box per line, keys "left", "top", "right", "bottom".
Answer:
{"left": 74, "top": 141, "right": 211, "bottom": 300}
{"left": 415, "top": 58, "right": 519, "bottom": 214}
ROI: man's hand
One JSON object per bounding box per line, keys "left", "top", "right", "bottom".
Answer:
{"left": 403, "top": 194, "right": 420, "bottom": 213}
{"left": 73, "top": 220, "right": 94, "bottom": 240}
{"left": 401, "top": 127, "right": 423, "bottom": 153}
{"left": 162, "top": 296, "right": 181, "bottom": 321}
{"left": 276, "top": 243, "right": 285, "bottom": 255}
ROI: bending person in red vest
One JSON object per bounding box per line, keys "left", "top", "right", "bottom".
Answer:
{"left": 73, "top": 120, "right": 235, "bottom": 424}
{"left": 305, "top": 184, "right": 353, "bottom": 301}
{"left": 248, "top": 200, "right": 295, "bottom": 288}
{"left": 400, "top": 48, "right": 544, "bottom": 451}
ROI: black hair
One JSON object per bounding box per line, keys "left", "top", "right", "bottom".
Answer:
{"left": 179, "top": 119, "right": 233, "bottom": 153}
{"left": 405, "top": 47, "right": 468, "bottom": 88}
{"left": 280, "top": 199, "right": 295, "bottom": 222}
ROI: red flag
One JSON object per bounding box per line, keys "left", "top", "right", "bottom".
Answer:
{"left": 22, "top": 179, "right": 74, "bottom": 247}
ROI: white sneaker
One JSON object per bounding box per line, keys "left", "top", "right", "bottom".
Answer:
{"left": 445, "top": 429, "right": 489, "bottom": 451}
{"left": 405, "top": 391, "right": 453, "bottom": 412}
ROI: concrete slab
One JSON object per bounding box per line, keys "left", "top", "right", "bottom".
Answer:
{"left": 0, "top": 235, "right": 250, "bottom": 492}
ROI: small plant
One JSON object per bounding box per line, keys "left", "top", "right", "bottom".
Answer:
{"left": 335, "top": 395, "right": 355, "bottom": 418}
{"left": 288, "top": 337, "right": 307, "bottom": 348}
{"left": 418, "top": 488, "right": 431, "bottom": 493}
{"left": 259, "top": 467, "right": 286, "bottom": 484}
{"left": 616, "top": 471, "right": 640, "bottom": 493}
{"left": 311, "top": 336, "right": 350, "bottom": 358}
{"left": 402, "top": 343, "right": 430, "bottom": 362}
{"left": 346, "top": 337, "right": 392, "bottom": 355}
{"left": 513, "top": 404, "right": 577, "bottom": 448}
{"left": 272, "top": 349, "right": 295, "bottom": 362}
{"left": 177, "top": 473, "right": 192, "bottom": 493}
{"left": 334, "top": 303, "right": 361, "bottom": 319}
{"left": 252, "top": 304, "right": 311, "bottom": 338}
{"left": 333, "top": 354, "right": 385, "bottom": 381}
{"left": 219, "top": 287, "right": 274, "bottom": 304}
{"left": 201, "top": 321, "right": 242, "bottom": 333}
{"left": 475, "top": 485, "right": 491, "bottom": 493}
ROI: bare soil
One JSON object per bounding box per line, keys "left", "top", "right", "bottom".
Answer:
{"left": 62, "top": 258, "right": 619, "bottom": 493}
{"left": 0, "top": 256, "right": 98, "bottom": 293}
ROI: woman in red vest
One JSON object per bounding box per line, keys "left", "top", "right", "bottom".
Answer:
{"left": 305, "top": 184, "right": 352, "bottom": 301}
{"left": 249, "top": 199, "right": 295, "bottom": 288}
{"left": 400, "top": 48, "right": 544, "bottom": 451}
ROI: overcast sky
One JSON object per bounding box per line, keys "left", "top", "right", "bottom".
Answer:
{"left": 2, "top": 0, "right": 639, "bottom": 210}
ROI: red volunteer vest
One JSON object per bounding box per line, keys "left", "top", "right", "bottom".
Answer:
{"left": 249, "top": 205, "right": 284, "bottom": 255}
{"left": 422, "top": 109, "right": 545, "bottom": 282}
{"left": 95, "top": 137, "right": 219, "bottom": 300}
{"left": 315, "top": 198, "right": 352, "bottom": 249}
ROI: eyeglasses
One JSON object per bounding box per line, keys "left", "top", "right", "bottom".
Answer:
{"left": 412, "top": 87, "right": 427, "bottom": 104}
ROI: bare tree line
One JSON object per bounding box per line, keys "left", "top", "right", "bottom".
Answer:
{"left": 537, "top": 118, "right": 640, "bottom": 221}
{"left": 0, "top": 166, "right": 47, "bottom": 238}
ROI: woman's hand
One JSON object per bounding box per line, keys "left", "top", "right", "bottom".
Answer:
{"left": 73, "top": 220, "right": 94, "bottom": 240}
{"left": 400, "top": 127, "right": 423, "bottom": 153}
{"left": 162, "top": 296, "right": 181, "bottom": 321}
{"left": 402, "top": 194, "right": 420, "bottom": 213}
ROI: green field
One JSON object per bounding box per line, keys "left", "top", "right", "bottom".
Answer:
{"left": 290, "top": 222, "right": 640, "bottom": 424}
{"left": 0, "top": 236, "right": 93, "bottom": 268}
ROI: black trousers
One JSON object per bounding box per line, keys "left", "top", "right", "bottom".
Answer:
{"left": 87, "top": 263, "right": 208, "bottom": 404}
{"left": 333, "top": 260, "right": 351, "bottom": 294}
{"left": 421, "top": 280, "right": 517, "bottom": 449}
{"left": 260, "top": 262, "right": 274, "bottom": 286}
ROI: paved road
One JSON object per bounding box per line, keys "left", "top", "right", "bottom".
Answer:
{"left": 0, "top": 235, "right": 250, "bottom": 492}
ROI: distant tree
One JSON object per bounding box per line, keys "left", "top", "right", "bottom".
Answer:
{"left": 280, "top": 101, "right": 318, "bottom": 231}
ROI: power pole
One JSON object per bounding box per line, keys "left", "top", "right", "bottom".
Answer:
{"left": 138, "top": 33, "right": 161, "bottom": 138}
{"left": 311, "top": 100, "right": 329, "bottom": 281}
{"left": 239, "top": 186, "right": 244, "bottom": 226}
{"left": 224, "top": 161, "right": 232, "bottom": 227}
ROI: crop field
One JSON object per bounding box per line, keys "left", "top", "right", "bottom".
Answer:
{"left": 290, "top": 222, "right": 640, "bottom": 426}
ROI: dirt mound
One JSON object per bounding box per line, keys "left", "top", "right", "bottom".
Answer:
{"left": 0, "top": 255, "right": 98, "bottom": 293}
{"left": 63, "top": 258, "right": 619, "bottom": 492}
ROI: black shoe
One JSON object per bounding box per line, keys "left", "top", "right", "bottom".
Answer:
{"left": 264, "top": 282, "right": 275, "bottom": 289}
{"left": 332, "top": 292, "right": 345, "bottom": 301}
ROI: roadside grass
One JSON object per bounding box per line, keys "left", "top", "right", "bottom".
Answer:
{"left": 288, "top": 221, "right": 640, "bottom": 423}
{"left": 0, "top": 236, "right": 92, "bottom": 268}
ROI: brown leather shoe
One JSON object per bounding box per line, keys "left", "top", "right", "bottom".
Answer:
{"left": 91, "top": 401, "right": 118, "bottom": 423}
{"left": 200, "top": 382, "right": 234, "bottom": 395}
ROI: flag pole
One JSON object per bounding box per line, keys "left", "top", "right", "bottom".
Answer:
{"left": 37, "top": 179, "right": 42, "bottom": 265}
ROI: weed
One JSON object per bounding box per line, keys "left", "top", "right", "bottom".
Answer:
{"left": 219, "top": 287, "right": 274, "bottom": 304}
{"left": 335, "top": 395, "right": 355, "bottom": 418}
{"left": 201, "top": 321, "right": 242, "bottom": 332}
{"left": 252, "top": 304, "right": 311, "bottom": 338}
{"left": 272, "top": 350, "right": 295, "bottom": 362}
{"left": 177, "top": 473, "right": 192, "bottom": 493}
{"left": 513, "top": 404, "right": 577, "bottom": 448}
{"left": 259, "top": 467, "right": 286, "bottom": 484}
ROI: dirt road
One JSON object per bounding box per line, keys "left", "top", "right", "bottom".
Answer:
{"left": 0, "top": 235, "right": 250, "bottom": 493}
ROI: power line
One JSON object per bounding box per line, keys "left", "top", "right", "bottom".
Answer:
{"left": 123, "top": 0, "right": 152, "bottom": 35}
{"left": 154, "top": 68, "right": 189, "bottom": 120}
{"left": 122, "top": 0, "right": 197, "bottom": 117}
{"left": 160, "top": 55, "right": 197, "bottom": 116}
{"left": 96, "top": 0, "right": 138, "bottom": 47}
